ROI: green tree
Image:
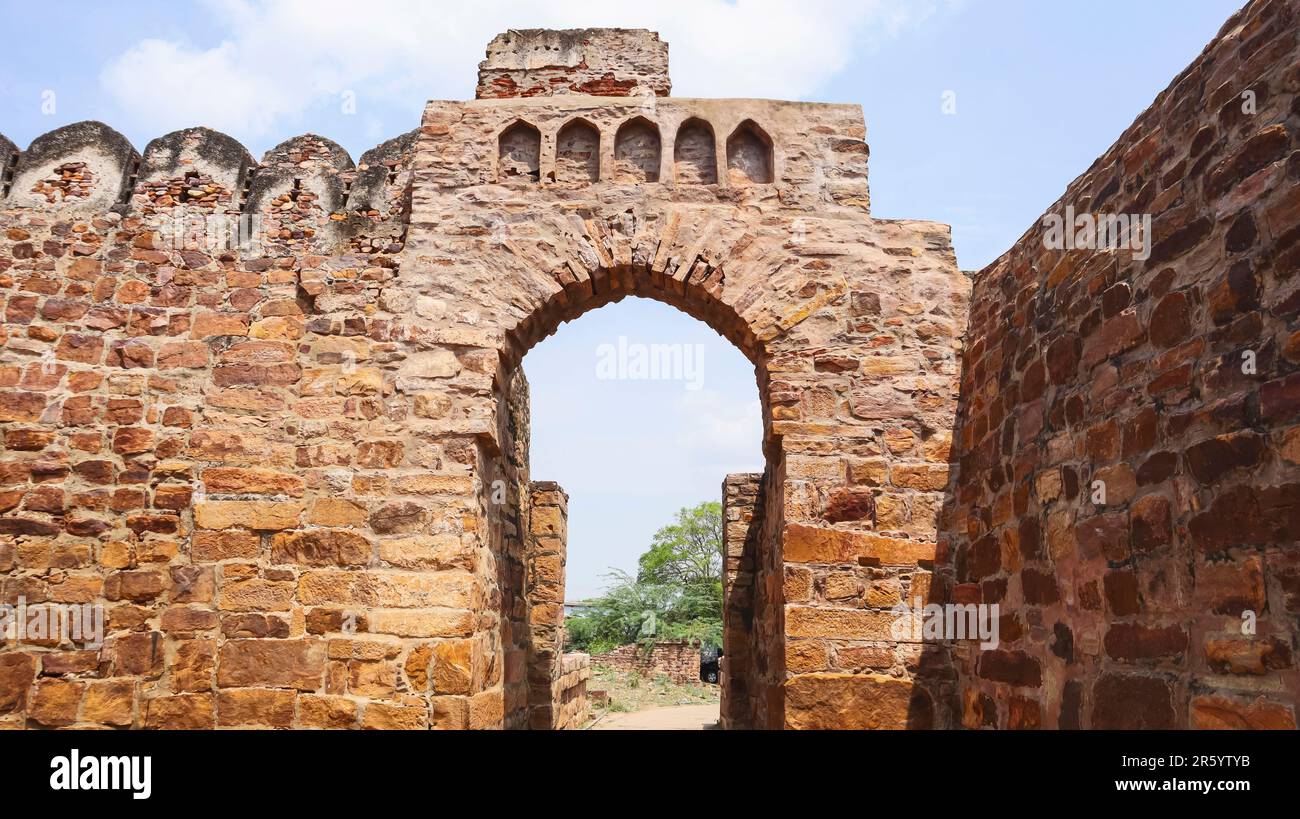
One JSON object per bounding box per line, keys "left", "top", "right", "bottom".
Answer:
{"left": 636, "top": 501, "right": 723, "bottom": 585}
{"left": 564, "top": 502, "right": 726, "bottom": 654}
{"left": 564, "top": 571, "right": 722, "bottom": 654}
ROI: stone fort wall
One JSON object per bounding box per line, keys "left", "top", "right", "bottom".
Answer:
{"left": 0, "top": 120, "right": 435, "bottom": 728}
{"left": 0, "top": 5, "right": 1293, "bottom": 730}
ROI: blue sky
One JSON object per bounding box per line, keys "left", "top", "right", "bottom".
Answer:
{"left": 0, "top": 0, "right": 1245, "bottom": 597}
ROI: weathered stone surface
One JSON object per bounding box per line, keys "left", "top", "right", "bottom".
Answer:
{"left": 1190, "top": 695, "right": 1296, "bottom": 729}
{"left": 216, "top": 640, "right": 326, "bottom": 691}
{"left": 783, "top": 673, "right": 929, "bottom": 729}
{"left": 217, "top": 688, "right": 296, "bottom": 727}
{"left": 0, "top": 653, "right": 37, "bottom": 714}
{"left": 83, "top": 680, "right": 135, "bottom": 726}
{"left": 195, "top": 501, "right": 305, "bottom": 531}
{"left": 784, "top": 523, "right": 936, "bottom": 566}
{"left": 1091, "top": 674, "right": 1175, "bottom": 729}
{"left": 143, "top": 694, "right": 214, "bottom": 729}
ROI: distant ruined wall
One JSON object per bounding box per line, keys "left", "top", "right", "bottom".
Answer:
{"left": 497, "top": 371, "right": 532, "bottom": 729}
{"left": 944, "top": 0, "right": 1300, "bottom": 729}
{"left": 594, "top": 640, "right": 701, "bottom": 685}
{"left": 523, "top": 480, "right": 568, "bottom": 728}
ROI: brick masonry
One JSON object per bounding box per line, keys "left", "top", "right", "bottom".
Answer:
{"left": 0, "top": 7, "right": 1294, "bottom": 729}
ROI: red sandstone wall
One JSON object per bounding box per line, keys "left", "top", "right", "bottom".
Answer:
{"left": 945, "top": 0, "right": 1300, "bottom": 729}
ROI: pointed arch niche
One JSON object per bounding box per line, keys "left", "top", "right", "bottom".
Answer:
{"left": 674, "top": 118, "right": 717, "bottom": 185}
{"left": 498, "top": 120, "right": 541, "bottom": 182}
{"left": 555, "top": 118, "right": 600, "bottom": 184}
{"left": 726, "top": 120, "right": 773, "bottom": 185}
{"left": 613, "top": 117, "right": 661, "bottom": 183}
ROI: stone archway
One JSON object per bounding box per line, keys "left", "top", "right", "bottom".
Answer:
{"left": 394, "top": 77, "right": 971, "bottom": 725}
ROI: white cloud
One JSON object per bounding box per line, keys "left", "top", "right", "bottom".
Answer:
{"left": 673, "top": 388, "right": 764, "bottom": 482}
{"left": 99, "top": 0, "right": 954, "bottom": 143}
{"left": 99, "top": 39, "right": 292, "bottom": 137}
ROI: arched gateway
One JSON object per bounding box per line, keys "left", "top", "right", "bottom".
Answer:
{"left": 409, "top": 29, "right": 971, "bottom": 728}
{"left": 0, "top": 28, "right": 967, "bottom": 729}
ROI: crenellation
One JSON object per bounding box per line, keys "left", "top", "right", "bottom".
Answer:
{"left": 0, "top": 82, "right": 870, "bottom": 230}
{"left": 245, "top": 134, "right": 355, "bottom": 248}
{"left": 133, "top": 127, "right": 254, "bottom": 215}
{"left": 6, "top": 121, "right": 139, "bottom": 212}
{"left": 0, "top": 134, "right": 19, "bottom": 200}
{"left": 338, "top": 129, "right": 419, "bottom": 255}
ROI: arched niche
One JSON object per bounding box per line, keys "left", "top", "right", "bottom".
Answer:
{"left": 726, "top": 120, "right": 773, "bottom": 186}
{"left": 554, "top": 118, "right": 600, "bottom": 184}
{"left": 613, "top": 117, "right": 660, "bottom": 183}
{"left": 498, "top": 120, "right": 541, "bottom": 182}
{"left": 674, "top": 118, "right": 717, "bottom": 185}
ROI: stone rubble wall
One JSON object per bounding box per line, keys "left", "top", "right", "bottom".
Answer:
{"left": 593, "top": 640, "right": 701, "bottom": 685}
{"left": 943, "top": 0, "right": 1300, "bottom": 729}
{"left": 409, "top": 74, "right": 968, "bottom": 731}
{"left": 0, "top": 5, "right": 1265, "bottom": 730}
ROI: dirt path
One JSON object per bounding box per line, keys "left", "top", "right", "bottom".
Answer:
{"left": 589, "top": 702, "right": 719, "bottom": 730}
